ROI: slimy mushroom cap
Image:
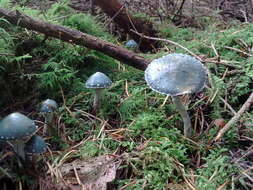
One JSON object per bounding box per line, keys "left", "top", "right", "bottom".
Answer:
{"left": 125, "top": 39, "right": 138, "bottom": 49}
{"left": 24, "top": 135, "right": 47, "bottom": 154}
{"left": 85, "top": 72, "right": 112, "bottom": 89}
{"left": 0, "top": 112, "right": 37, "bottom": 141}
{"left": 40, "top": 99, "right": 58, "bottom": 113}
{"left": 145, "top": 53, "right": 207, "bottom": 96}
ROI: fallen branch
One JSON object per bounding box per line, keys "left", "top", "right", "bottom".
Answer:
{"left": 0, "top": 8, "right": 149, "bottom": 71}
{"left": 214, "top": 91, "right": 253, "bottom": 142}
{"left": 94, "top": 0, "right": 159, "bottom": 52}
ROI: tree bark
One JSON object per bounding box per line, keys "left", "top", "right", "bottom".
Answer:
{"left": 94, "top": 0, "right": 159, "bottom": 52}
{"left": 0, "top": 8, "right": 149, "bottom": 71}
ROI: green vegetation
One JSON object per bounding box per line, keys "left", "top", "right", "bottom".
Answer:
{"left": 0, "top": 1, "right": 252, "bottom": 190}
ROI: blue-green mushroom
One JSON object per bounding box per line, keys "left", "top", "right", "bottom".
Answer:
{"left": 40, "top": 99, "right": 58, "bottom": 135}
{"left": 145, "top": 53, "right": 207, "bottom": 137}
{"left": 125, "top": 39, "right": 138, "bottom": 51}
{"left": 24, "top": 135, "right": 47, "bottom": 154}
{"left": 0, "top": 112, "right": 37, "bottom": 159}
{"left": 85, "top": 72, "right": 112, "bottom": 110}
{"left": 24, "top": 135, "right": 47, "bottom": 161}
{"left": 40, "top": 99, "right": 58, "bottom": 124}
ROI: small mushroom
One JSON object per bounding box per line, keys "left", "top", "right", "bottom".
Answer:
{"left": 40, "top": 99, "right": 58, "bottom": 135}
{"left": 24, "top": 135, "right": 47, "bottom": 161}
{"left": 0, "top": 112, "right": 38, "bottom": 159}
{"left": 85, "top": 72, "right": 112, "bottom": 111}
{"left": 40, "top": 99, "right": 58, "bottom": 123}
{"left": 145, "top": 53, "right": 207, "bottom": 137}
{"left": 125, "top": 39, "right": 138, "bottom": 51}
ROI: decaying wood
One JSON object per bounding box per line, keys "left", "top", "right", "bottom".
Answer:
{"left": 0, "top": 8, "right": 149, "bottom": 71}
{"left": 94, "top": 0, "right": 159, "bottom": 52}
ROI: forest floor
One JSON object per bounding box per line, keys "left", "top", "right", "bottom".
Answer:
{"left": 0, "top": 0, "right": 253, "bottom": 190}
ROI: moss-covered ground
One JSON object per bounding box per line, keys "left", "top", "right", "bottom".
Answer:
{"left": 0, "top": 1, "right": 252, "bottom": 189}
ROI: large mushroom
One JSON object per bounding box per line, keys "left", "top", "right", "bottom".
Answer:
{"left": 85, "top": 72, "right": 112, "bottom": 111}
{"left": 145, "top": 53, "right": 207, "bottom": 137}
{"left": 0, "top": 112, "right": 38, "bottom": 159}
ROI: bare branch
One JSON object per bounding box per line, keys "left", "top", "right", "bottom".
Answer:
{"left": 0, "top": 8, "right": 149, "bottom": 71}
{"left": 214, "top": 91, "right": 253, "bottom": 142}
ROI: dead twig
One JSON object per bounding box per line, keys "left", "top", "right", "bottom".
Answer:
{"left": 204, "top": 58, "right": 241, "bottom": 69}
{"left": 131, "top": 30, "right": 242, "bottom": 69}
{"left": 216, "top": 181, "right": 230, "bottom": 190}
{"left": 0, "top": 53, "right": 15, "bottom": 56}
{"left": 224, "top": 46, "right": 253, "bottom": 57}
{"left": 226, "top": 70, "right": 245, "bottom": 76}
{"left": 131, "top": 29, "right": 202, "bottom": 61}
{"left": 171, "top": 0, "right": 186, "bottom": 22}
{"left": 214, "top": 91, "right": 253, "bottom": 142}
{"left": 220, "top": 97, "right": 237, "bottom": 115}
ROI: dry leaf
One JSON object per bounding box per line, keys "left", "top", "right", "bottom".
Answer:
{"left": 57, "top": 155, "right": 121, "bottom": 190}
{"left": 214, "top": 118, "right": 226, "bottom": 128}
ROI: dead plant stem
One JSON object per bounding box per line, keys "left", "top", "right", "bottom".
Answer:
{"left": 214, "top": 91, "right": 253, "bottom": 142}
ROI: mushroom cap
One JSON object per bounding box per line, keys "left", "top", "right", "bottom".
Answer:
{"left": 24, "top": 135, "right": 47, "bottom": 154}
{"left": 40, "top": 104, "right": 52, "bottom": 113}
{"left": 125, "top": 40, "right": 138, "bottom": 49}
{"left": 145, "top": 53, "right": 207, "bottom": 96}
{"left": 40, "top": 99, "right": 58, "bottom": 113}
{"left": 0, "top": 112, "right": 37, "bottom": 141}
{"left": 85, "top": 72, "right": 112, "bottom": 89}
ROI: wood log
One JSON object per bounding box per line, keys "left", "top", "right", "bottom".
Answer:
{"left": 94, "top": 0, "right": 159, "bottom": 52}
{"left": 0, "top": 8, "right": 149, "bottom": 71}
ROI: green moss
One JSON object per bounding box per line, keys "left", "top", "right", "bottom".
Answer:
{"left": 63, "top": 13, "right": 115, "bottom": 42}
{"left": 0, "top": 2, "right": 251, "bottom": 189}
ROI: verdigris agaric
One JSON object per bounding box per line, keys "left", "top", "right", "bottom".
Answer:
{"left": 0, "top": 112, "right": 38, "bottom": 159}
{"left": 24, "top": 135, "right": 47, "bottom": 162}
{"left": 85, "top": 72, "right": 112, "bottom": 111}
{"left": 40, "top": 99, "right": 58, "bottom": 135}
{"left": 24, "top": 135, "right": 47, "bottom": 160}
{"left": 125, "top": 39, "right": 138, "bottom": 51}
{"left": 40, "top": 99, "right": 58, "bottom": 123}
{"left": 145, "top": 53, "right": 207, "bottom": 137}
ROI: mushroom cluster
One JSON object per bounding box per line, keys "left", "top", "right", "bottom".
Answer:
{"left": 0, "top": 53, "right": 206, "bottom": 167}
{"left": 145, "top": 53, "right": 207, "bottom": 137}
{"left": 0, "top": 112, "right": 47, "bottom": 160}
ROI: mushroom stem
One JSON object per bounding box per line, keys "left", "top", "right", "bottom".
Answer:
{"left": 12, "top": 142, "right": 25, "bottom": 160}
{"left": 93, "top": 89, "right": 103, "bottom": 110}
{"left": 44, "top": 113, "right": 54, "bottom": 124}
{"left": 43, "top": 113, "right": 55, "bottom": 136}
{"left": 172, "top": 96, "right": 192, "bottom": 137}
